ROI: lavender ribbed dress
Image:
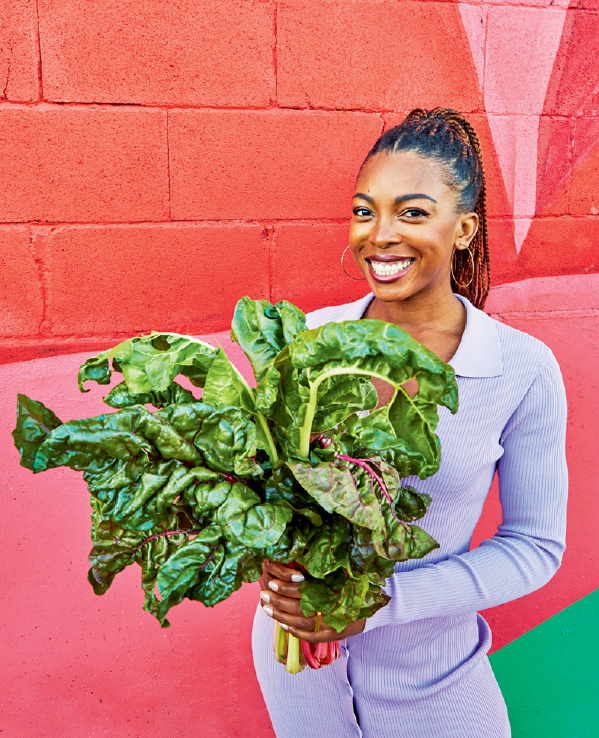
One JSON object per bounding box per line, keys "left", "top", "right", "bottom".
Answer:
{"left": 252, "top": 293, "right": 568, "bottom": 738}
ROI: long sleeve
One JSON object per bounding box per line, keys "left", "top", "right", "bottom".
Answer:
{"left": 363, "top": 350, "right": 568, "bottom": 631}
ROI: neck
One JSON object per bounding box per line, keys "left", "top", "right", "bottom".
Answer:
{"left": 365, "top": 285, "right": 466, "bottom": 341}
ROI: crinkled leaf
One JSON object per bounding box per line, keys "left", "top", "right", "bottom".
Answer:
{"left": 86, "top": 460, "right": 218, "bottom": 531}
{"left": 299, "top": 572, "right": 371, "bottom": 633}
{"left": 156, "top": 526, "right": 223, "bottom": 622}
{"left": 395, "top": 485, "right": 432, "bottom": 522}
{"left": 87, "top": 520, "right": 144, "bottom": 596}
{"left": 79, "top": 333, "right": 218, "bottom": 393}
{"left": 296, "top": 517, "right": 350, "bottom": 578}
{"left": 13, "top": 394, "right": 63, "bottom": 471}
{"left": 190, "top": 541, "right": 247, "bottom": 607}
{"left": 214, "top": 483, "right": 292, "bottom": 548}
{"left": 155, "top": 402, "right": 260, "bottom": 477}
{"left": 288, "top": 459, "right": 385, "bottom": 532}
{"left": 103, "top": 381, "right": 197, "bottom": 409}
{"left": 288, "top": 320, "right": 458, "bottom": 467}
{"left": 202, "top": 347, "right": 256, "bottom": 415}
{"left": 230, "top": 297, "right": 307, "bottom": 384}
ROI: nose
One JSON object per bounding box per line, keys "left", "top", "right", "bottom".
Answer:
{"left": 369, "top": 216, "right": 400, "bottom": 248}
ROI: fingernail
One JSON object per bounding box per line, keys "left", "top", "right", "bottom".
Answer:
{"left": 279, "top": 623, "right": 289, "bottom": 631}
{"left": 260, "top": 591, "right": 270, "bottom": 604}
{"left": 268, "top": 581, "right": 279, "bottom": 591}
{"left": 263, "top": 605, "right": 273, "bottom": 617}
{"left": 291, "top": 573, "right": 305, "bottom": 582}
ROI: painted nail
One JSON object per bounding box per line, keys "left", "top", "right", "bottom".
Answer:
{"left": 279, "top": 623, "right": 289, "bottom": 631}
{"left": 260, "top": 591, "right": 271, "bottom": 603}
{"left": 263, "top": 605, "right": 274, "bottom": 617}
{"left": 291, "top": 573, "right": 305, "bottom": 582}
{"left": 268, "top": 580, "right": 279, "bottom": 591}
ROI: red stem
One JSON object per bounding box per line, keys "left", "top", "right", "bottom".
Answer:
{"left": 133, "top": 529, "right": 200, "bottom": 552}
{"left": 337, "top": 455, "right": 409, "bottom": 530}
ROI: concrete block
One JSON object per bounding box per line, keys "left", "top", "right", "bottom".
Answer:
{"left": 487, "top": 219, "right": 522, "bottom": 287}
{"left": 271, "top": 223, "right": 367, "bottom": 313}
{"left": 0, "top": 107, "right": 169, "bottom": 223}
{"left": 0, "top": 226, "right": 44, "bottom": 337}
{"left": 277, "top": 0, "right": 481, "bottom": 112}
{"left": 37, "top": 224, "right": 270, "bottom": 336}
{"left": 485, "top": 5, "right": 569, "bottom": 116}
{"left": 0, "top": 0, "right": 39, "bottom": 101}
{"left": 39, "top": 0, "right": 275, "bottom": 106}
{"left": 543, "top": 9, "right": 599, "bottom": 115}
{"left": 536, "top": 117, "right": 573, "bottom": 217}
{"left": 169, "top": 110, "right": 382, "bottom": 220}
{"left": 519, "top": 217, "right": 599, "bottom": 279}
{"left": 570, "top": 118, "right": 599, "bottom": 215}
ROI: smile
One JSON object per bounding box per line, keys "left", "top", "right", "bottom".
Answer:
{"left": 366, "top": 258, "right": 414, "bottom": 281}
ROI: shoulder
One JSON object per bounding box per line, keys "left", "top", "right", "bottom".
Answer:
{"left": 305, "top": 293, "right": 374, "bottom": 330}
{"left": 492, "top": 316, "right": 558, "bottom": 379}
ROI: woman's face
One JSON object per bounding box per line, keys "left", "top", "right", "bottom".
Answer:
{"left": 349, "top": 151, "right": 477, "bottom": 304}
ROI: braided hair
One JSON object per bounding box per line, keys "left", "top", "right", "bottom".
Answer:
{"left": 362, "top": 108, "right": 491, "bottom": 309}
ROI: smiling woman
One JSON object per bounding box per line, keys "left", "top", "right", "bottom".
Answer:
{"left": 252, "top": 109, "right": 568, "bottom": 738}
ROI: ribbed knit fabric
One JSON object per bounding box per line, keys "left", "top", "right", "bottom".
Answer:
{"left": 252, "top": 293, "right": 568, "bottom": 738}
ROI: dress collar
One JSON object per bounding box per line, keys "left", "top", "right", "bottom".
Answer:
{"left": 340, "top": 292, "right": 503, "bottom": 378}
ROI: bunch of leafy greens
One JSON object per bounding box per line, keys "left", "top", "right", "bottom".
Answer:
{"left": 13, "top": 297, "right": 458, "bottom": 631}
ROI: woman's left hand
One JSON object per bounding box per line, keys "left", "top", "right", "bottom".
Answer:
{"left": 259, "top": 560, "right": 366, "bottom": 643}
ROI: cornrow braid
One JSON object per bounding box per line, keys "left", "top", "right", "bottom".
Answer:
{"left": 362, "top": 108, "right": 491, "bottom": 309}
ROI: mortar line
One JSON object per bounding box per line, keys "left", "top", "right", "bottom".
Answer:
{"left": 34, "top": 0, "right": 43, "bottom": 100}
{"left": 273, "top": 0, "right": 279, "bottom": 107}
{"left": 166, "top": 111, "right": 172, "bottom": 220}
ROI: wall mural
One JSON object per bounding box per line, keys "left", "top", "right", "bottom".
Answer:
{"left": 1, "top": 2, "right": 598, "bottom": 736}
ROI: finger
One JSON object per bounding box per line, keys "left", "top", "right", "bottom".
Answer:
{"left": 263, "top": 560, "right": 305, "bottom": 583}
{"left": 267, "top": 577, "right": 302, "bottom": 599}
{"left": 261, "top": 601, "right": 316, "bottom": 632}
{"left": 260, "top": 590, "right": 305, "bottom": 616}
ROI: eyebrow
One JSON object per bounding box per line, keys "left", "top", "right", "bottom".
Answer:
{"left": 353, "top": 192, "right": 437, "bottom": 205}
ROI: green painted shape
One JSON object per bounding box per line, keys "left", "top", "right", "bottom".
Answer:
{"left": 489, "top": 588, "right": 599, "bottom": 737}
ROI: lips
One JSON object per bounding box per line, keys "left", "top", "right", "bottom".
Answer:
{"left": 366, "top": 256, "right": 415, "bottom": 283}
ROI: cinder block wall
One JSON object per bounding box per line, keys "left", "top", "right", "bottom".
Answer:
{"left": 1, "top": 0, "right": 597, "bottom": 363}
{"left": 2, "top": 2, "right": 599, "bottom": 736}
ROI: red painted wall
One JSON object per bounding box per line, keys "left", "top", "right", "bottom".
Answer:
{"left": 1, "top": 0, "right": 598, "bottom": 362}
{"left": 2, "top": 2, "right": 598, "bottom": 735}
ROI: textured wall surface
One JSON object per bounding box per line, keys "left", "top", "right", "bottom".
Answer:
{"left": 2, "top": 1, "right": 598, "bottom": 736}
{"left": 1, "top": 0, "right": 598, "bottom": 362}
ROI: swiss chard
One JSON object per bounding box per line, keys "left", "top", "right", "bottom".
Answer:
{"left": 13, "top": 296, "right": 457, "bottom": 669}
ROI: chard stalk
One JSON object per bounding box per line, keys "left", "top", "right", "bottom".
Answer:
{"left": 227, "top": 353, "right": 279, "bottom": 464}
{"left": 285, "top": 633, "right": 304, "bottom": 674}
{"left": 297, "top": 365, "right": 414, "bottom": 458}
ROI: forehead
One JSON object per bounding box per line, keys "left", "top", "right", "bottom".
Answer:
{"left": 355, "top": 151, "right": 454, "bottom": 202}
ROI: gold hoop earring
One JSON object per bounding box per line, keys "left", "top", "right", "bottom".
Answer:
{"left": 341, "top": 245, "right": 366, "bottom": 281}
{"left": 450, "top": 247, "right": 475, "bottom": 289}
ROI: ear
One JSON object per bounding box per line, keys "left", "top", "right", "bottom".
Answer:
{"left": 454, "top": 212, "right": 479, "bottom": 251}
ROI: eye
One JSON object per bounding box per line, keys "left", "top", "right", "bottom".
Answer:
{"left": 353, "top": 207, "right": 372, "bottom": 218}
{"left": 401, "top": 208, "right": 428, "bottom": 219}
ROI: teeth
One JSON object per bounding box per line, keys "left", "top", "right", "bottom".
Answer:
{"left": 370, "top": 259, "right": 412, "bottom": 276}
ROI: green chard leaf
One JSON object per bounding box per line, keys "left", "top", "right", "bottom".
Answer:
{"left": 287, "top": 459, "right": 385, "bottom": 532}
{"left": 287, "top": 319, "right": 458, "bottom": 467}
{"left": 13, "top": 394, "right": 63, "bottom": 471}
{"left": 103, "top": 381, "right": 197, "bottom": 409}
{"left": 230, "top": 297, "right": 307, "bottom": 384}
{"left": 156, "top": 526, "right": 224, "bottom": 623}
{"left": 13, "top": 299, "right": 452, "bottom": 634}
{"left": 295, "top": 516, "right": 351, "bottom": 579}
{"left": 78, "top": 333, "right": 218, "bottom": 393}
